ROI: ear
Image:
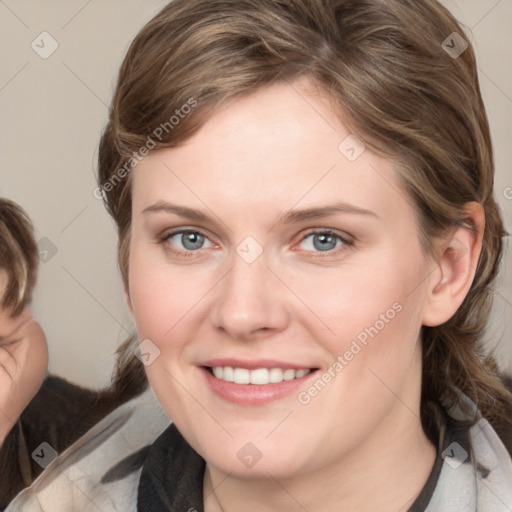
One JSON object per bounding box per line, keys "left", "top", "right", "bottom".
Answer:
{"left": 421, "top": 202, "right": 485, "bottom": 327}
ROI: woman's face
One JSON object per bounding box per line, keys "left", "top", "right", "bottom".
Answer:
{"left": 128, "top": 79, "right": 435, "bottom": 479}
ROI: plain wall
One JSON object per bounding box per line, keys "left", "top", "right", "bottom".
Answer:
{"left": 0, "top": 0, "right": 511, "bottom": 389}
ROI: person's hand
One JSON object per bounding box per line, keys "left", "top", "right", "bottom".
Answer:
{"left": 0, "top": 309, "right": 48, "bottom": 446}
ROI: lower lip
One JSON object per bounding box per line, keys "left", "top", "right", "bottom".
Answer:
{"left": 199, "top": 367, "right": 317, "bottom": 406}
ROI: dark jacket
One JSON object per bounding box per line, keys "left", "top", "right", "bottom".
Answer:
{"left": 0, "top": 374, "right": 146, "bottom": 509}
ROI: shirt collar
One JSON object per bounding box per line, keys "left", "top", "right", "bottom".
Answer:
{"left": 137, "top": 423, "right": 205, "bottom": 512}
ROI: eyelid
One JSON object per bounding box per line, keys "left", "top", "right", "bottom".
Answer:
{"left": 299, "top": 227, "right": 353, "bottom": 242}
{"left": 160, "top": 226, "right": 213, "bottom": 242}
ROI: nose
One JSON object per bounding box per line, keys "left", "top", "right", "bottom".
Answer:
{"left": 211, "top": 249, "right": 290, "bottom": 341}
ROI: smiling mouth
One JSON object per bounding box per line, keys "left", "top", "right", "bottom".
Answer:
{"left": 204, "top": 366, "right": 317, "bottom": 385}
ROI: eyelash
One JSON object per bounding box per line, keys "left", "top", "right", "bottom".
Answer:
{"left": 158, "top": 229, "right": 213, "bottom": 259}
{"left": 297, "top": 229, "right": 354, "bottom": 259}
{"left": 158, "top": 228, "right": 354, "bottom": 259}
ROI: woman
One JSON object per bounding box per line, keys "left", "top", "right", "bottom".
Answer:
{"left": 8, "top": 0, "right": 512, "bottom": 510}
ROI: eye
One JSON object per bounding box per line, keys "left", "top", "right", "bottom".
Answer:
{"left": 297, "top": 230, "right": 352, "bottom": 254}
{"left": 162, "top": 229, "right": 214, "bottom": 254}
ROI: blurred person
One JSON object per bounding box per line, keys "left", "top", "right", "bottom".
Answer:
{"left": 0, "top": 198, "right": 48, "bottom": 448}
{"left": 0, "top": 199, "right": 149, "bottom": 509}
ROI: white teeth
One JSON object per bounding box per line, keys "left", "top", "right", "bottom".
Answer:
{"left": 269, "top": 368, "right": 283, "bottom": 383}
{"left": 283, "top": 369, "right": 295, "bottom": 381}
{"left": 250, "top": 368, "right": 269, "bottom": 385}
{"left": 233, "top": 368, "right": 250, "bottom": 384}
{"left": 210, "top": 366, "right": 311, "bottom": 384}
{"left": 223, "top": 366, "right": 235, "bottom": 382}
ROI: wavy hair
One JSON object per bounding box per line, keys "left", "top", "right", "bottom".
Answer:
{"left": 97, "top": 0, "right": 512, "bottom": 448}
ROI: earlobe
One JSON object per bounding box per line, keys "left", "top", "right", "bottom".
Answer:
{"left": 422, "top": 202, "right": 485, "bottom": 327}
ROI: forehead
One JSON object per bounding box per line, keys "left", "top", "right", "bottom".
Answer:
{"left": 131, "top": 80, "right": 410, "bottom": 225}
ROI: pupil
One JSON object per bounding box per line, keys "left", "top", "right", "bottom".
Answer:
{"left": 183, "top": 232, "right": 203, "bottom": 250}
{"left": 314, "top": 234, "right": 336, "bottom": 251}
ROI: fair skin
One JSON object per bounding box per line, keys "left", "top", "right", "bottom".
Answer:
{"left": 0, "top": 270, "right": 48, "bottom": 446}
{"left": 127, "top": 78, "right": 483, "bottom": 511}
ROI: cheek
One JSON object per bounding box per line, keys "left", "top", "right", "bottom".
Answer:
{"left": 128, "top": 249, "right": 211, "bottom": 343}
{"left": 289, "top": 249, "right": 425, "bottom": 374}
{"left": 288, "top": 264, "right": 406, "bottom": 336}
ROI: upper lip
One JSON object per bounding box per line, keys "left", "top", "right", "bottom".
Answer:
{"left": 198, "top": 358, "right": 317, "bottom": 370}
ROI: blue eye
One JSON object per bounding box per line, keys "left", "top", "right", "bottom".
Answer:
{"left": 299, "top": 231, "right": 350, "bottom": 253}
{"left": 159, "top": 228, "right": 352, "bottom": 259}
{"left": 164, "top": 230, "right": 213, "bottom": 253}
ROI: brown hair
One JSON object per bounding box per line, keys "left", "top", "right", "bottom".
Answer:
{"left": 0, "top": 199, "right": 39, "bottom": 316}
{"left": 98, "top": 0, "right": 512, "bottom": 447}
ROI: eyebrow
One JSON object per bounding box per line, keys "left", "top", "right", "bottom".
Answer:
{"left": 142, "top": 201, "right": 379, "bottom": 226}
{"left": 276, "top": 203, "right": 379, "bottom": 225}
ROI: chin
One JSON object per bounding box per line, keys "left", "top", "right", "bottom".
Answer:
{"left": 200, "top": 435, "right": 314, "bottom": 480}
